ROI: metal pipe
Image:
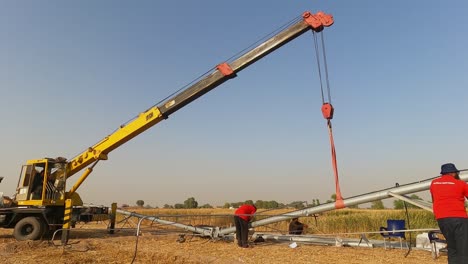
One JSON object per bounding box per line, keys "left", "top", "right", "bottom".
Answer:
{"left": 387, "top": 192, "right": 434, "bottom": 212}
{"left": 252, "top": 233, "right": 374, "bottom": 248}
{"left": 116, "top": 209, "right": 215, "bottom": 237}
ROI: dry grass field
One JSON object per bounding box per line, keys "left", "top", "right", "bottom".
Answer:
{"left": 0, "top": 208, "right": 447, "bottom": 264}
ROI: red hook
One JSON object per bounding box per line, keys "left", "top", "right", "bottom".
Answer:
{"left": 321, "top": 103, "right": 334, "bottom": 120}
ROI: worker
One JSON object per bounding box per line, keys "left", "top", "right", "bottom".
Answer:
{"left": 31, "top": 169, "right": 44, "bottom": 199}
{"left": 234, "top": 204, "right": 257, "bottom": 248}
{"left": 1, "top": 194, "right": 14, "bottom": 208}
{"left": 289, "top": 217, "right": 308, "bottom": 235}
{"left": 430, "top": 163, "right": 468, "bottom": 264}
{"left": 0, "top": 177, "right": 15, "bottom": 207}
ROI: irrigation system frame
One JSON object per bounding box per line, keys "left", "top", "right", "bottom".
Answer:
{"left": 116, "top": 171, "right": 468, "bottom": 240}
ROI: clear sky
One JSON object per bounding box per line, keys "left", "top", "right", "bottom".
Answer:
{"left": 1, "top": 1, "right": 467, "bottom": 208}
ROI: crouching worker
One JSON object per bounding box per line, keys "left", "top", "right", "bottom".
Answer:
{"left": 289, "top": 217, "right": 308, "bottom": 235}
{"left": 1, "top": 195, "right": 14, "bottom": 208}
{"left": 234, "top": 204, "right": 257, "bottom": 248}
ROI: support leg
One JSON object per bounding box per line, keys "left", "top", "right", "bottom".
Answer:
{"left": 61, "top": 199, "right": 72, "bottom": 245}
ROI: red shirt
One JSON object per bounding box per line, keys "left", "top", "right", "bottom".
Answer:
{"left": 430, "top": 175, "right": 468, "bottom": 219}
{"left": 235, "top": 204, "right": 257, "bottom": 221}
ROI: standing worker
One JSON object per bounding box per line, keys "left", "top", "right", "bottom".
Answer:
{"left": 234, "top": 204, "right": 257, "bottom": 248}
{"left": 430, "top": 163, "right": 468, "bottom": 264}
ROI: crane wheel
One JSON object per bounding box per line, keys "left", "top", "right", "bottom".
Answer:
{"left": 13, "top": 217, "right": 45, "bottom": 241}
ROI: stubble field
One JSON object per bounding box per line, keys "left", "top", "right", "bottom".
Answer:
{"left": 0, "top": 208, "right": 447, "bottom": 264}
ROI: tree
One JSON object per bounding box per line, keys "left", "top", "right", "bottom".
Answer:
{"left": 200, "top": 203, "right": 213, "bottom": 208}
{"left": 326, "top": 194, "right": 337, "bottom": 203}
{"left": 255, "top": 200, "right": 280, "bottom": 209}
{"left": 266, "top": 200, "right": 279, "bottom": 209}
{"left": 310, "top": 199, "right": 321, "bottom": 207}
{"left": 163, "top": 204, "right": 173, "bottom": 209}
{"left": 174, "top": 203, "right": 184, "bottom": 209}
{"left": 255, "top": 200, "right": 265, "bottom": 209}
{"left": 136, "top": 200, "right": 145, "bottom": 207}
{"left": 288, "top": 201, "right": 306, "bottom": 209}
{"left": 183, "top": 197, "right": 198, "bottom": 209}
{"left": 244, "top": 200, "right": 254, "bottom": 205}
{"left": 223, "top": 202, "right": 231, "bottom": 209}
{"left": 393, "top": 194, "right": 423, "bottom": 209}
{"left": 371, "top": 200, "right": 385, "bottom": 209}
{"left": 230, "top": 202, "right": 243, "bottom": 208}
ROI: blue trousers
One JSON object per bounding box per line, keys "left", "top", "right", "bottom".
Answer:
{"left": 437, "top": 218, "right": 468, "bottom": 264}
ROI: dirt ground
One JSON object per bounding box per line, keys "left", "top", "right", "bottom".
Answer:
{"left": 0, "top": 225, "right": 448, "bottom": 264}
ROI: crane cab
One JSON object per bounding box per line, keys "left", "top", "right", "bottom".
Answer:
{"left": 15, "top": 158, "right": 67, "bottom": 206}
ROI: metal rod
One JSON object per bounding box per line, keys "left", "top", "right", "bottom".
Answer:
{"left": 116, "top": 209, "right": 215, "bottom": 237}
{"left": 252, "top": 233, "right": 374, "bottom": 248}
{"left": 388, "top": 192, "right": 433, "bottom": 212}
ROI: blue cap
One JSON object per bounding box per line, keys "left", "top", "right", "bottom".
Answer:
{"left": 440, "top": 163, "right": 459, "bottom": 174}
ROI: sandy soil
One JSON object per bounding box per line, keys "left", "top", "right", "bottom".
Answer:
{"left": 0, "top": 226, "right": 447, "bottom": 264}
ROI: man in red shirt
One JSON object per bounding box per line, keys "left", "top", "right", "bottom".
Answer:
{"left": 234, "top": 204, "right": 257, "bottom": 248}
{"left": 430, "top": 163, "right": 468, "bottom": 264}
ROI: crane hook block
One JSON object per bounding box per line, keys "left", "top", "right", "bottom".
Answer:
{"left": 303, "top": 11, "right": 334, "bottom": 32}
{"left": 321, "top": 103, "right": 334, "bottom": 120}
{"left": 217, "top": 62, "right": 235, "bottom": 77}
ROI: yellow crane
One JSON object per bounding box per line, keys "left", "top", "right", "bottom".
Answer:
{"left": 0, "top": 10, "right": 333, "bottom": 241}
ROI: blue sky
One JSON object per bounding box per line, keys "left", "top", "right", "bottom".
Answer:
{"left": 1, "top": 1, "right": 467, "bottom": 207}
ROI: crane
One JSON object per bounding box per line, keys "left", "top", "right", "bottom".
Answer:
{"left": 0, "top": 10, "right": 333, "bottom": 241}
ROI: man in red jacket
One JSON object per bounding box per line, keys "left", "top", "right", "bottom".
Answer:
{"left": 234, "top": 204, "right": 257, "bottom": 248}
{"left": 430, "top": 163, "right": 468, "bottom": 264}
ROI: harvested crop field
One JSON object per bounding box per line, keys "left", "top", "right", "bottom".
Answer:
{"left": 0, "top": 226, "right": 447, "bottom": 264}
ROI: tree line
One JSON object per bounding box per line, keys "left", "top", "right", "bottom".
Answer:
{"left": 124, "top": 194, "right": 425, "bottom": 209}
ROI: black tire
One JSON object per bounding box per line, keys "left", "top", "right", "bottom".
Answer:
{"left": 13, "top": 217, "right": 45, "bottom": 241}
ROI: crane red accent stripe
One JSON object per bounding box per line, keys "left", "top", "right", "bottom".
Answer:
{"left": 217, "top": 62, "right": 234, "bottom": 76}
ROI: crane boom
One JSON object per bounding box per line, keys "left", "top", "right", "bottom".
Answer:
{"left": 67, "top": 11, "right": 333, "bottom": 178}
